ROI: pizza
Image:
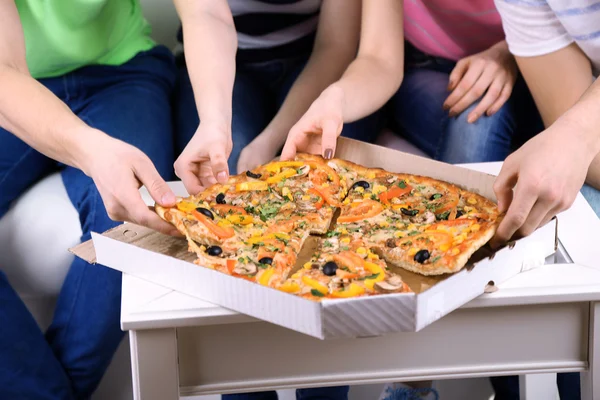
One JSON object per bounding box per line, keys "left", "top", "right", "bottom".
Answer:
{"left": 155, "top": 154, "right": 500, "bottom": 300}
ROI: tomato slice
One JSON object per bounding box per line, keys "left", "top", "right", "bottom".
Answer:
{"left": 226, "top": 259, "right": 236, "bottom": 274}
{"left": 307, "top": 188, "right": 324, "bottom": 210}
{"left": 379, "top": 185, "right": 413, "bottom": 204}
{"left": 192, "top": 210, "right": 235, "bottom": 239}
{"left": 310, "top": 185, "right": 340, "bottom": 207}
{"left": 338, "top": 199, "right": 383, "bottom": 223}
{"left": 333, "top": 251, "right": 365, "bottom": 273}
{"left": 266, "top": 216, "right": 299, "bottom": 234}
{"left": 212, "top": 204, "right": 248, "bottom": 216}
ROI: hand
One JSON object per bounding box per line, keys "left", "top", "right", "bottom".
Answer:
{"left": 281, "top": 85, "right": 344, "bottom": 160}
{"left": 83, "top": 136, "right": 179, "bottom": 236}
{"left": 491, "top": 118, "right": 594, "bottom": 247}
{"left": 443, "top": 41, "right": 517, "bottom": 123}
{"left": 237, "top": 132, "right": 282, "bottom": 174}
{"left": 174, "top": 122, "right": 232, "bottom": 195}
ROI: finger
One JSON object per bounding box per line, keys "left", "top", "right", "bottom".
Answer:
{"left": 493, "top": 159, "right": 519, "bottom": 213}
{"left": 198, "top": 162, "right": 218, "bottom": 188}
{"left": 209, "top": 144, "right": 230, "bottom": 184}
{"left": 131, "top": 201, "right": 180, "bottom": 235}
{"left": 516, "top": 196, "right": 554, "bottom": 237}
{"left": 176, "top": 167, "right": 204, "bottom": 195}
{"left": 443, "top": 60, "right": 485, "bottom": 110}
{"left": 134, "top": 158, "right": 176, "bottom": 207}
{"left": 447, "top": 59, "right": 469, "bottom": 91}
{"left": 320, "top": 118, "right": 343, "bottom": 160}
{"left": 281, "top": 121, "right": 307, "bottom": 160}
{"left": 492, "top": 179, "right": 539, "bottom": 247}
{"left": 466, "top": 76, "right": 504, "bottom": 123}
{"left": 486, "top": 83, "right": 513, "bottom": 116}
{"left": 449, "top": 66, "right": 496, "bottom": 116}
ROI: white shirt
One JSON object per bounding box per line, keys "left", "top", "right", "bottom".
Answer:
{"left": 494, "top": 0, "right": 600, "bottom": 75}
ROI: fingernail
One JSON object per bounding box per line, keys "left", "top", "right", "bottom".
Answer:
{"left": 448, "top": 111, "right": 457, "bottom": 118}
{"left": 161, "top": 192, "right": 176, "bottom": 205}
{"left": 442, "top": 104, "right": 449, "bottom": 110}
{"left": 467, "top": 114, "right": 476, "bottom": 123}
{"left": 217, "top": 171, "right": 228, "bottom": 183}
{"left": 324, "top": 148, "right": 333, "bottom": 160}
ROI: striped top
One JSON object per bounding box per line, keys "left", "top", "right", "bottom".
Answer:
{"left": 404, "top": 0, "right": 506, "bottom": 61}
{"left": 178, "top": 0, "right": 321, "bottom": 62}
{"left": 495, "top": 0, "right": 600, "bottom": 75}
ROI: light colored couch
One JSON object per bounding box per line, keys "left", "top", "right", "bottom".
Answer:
{"left": 0, "top": 2, "right": 492, "bottom": 400}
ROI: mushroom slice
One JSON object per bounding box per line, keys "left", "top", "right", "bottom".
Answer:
{"left": 293, "top": 165, "right": 310, "bottom": 177}
{"left": 233, "top": 263, "right": 258, "bottom": 275}
{"left": 375, "top": 276, "right": 405, "bottom": 293}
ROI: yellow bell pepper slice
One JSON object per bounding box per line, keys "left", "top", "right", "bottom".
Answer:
{"left": 247, "top": 233, "right": 290, "bottom": 245}
{"left": 258, "top": 268, "right": 276, "bottom": 286}
{"left": 236, "top": 181, "right": 269, "bottom": 191}
{"left": 176, "top": 200, "right": 197, "bottom": 213}
{"left": 265, "top": 161, "right": 304, "bottom": 173}
{"left": 266, "top": 168, "right": 296, "bottom": 183}
{"left": 279, "top": 281, "right": 300, "bottom": 294}
{"left": 363, "top": 262, "right": 385, "bottom": 291}
{"left": 302, "top": 276, "right": 329, "bottom": 295}
{"left": 331, "top": 283, "right": 365, "bottom": 298}
{"left": 226, "top": 214, "right": 254, "bottom": 225}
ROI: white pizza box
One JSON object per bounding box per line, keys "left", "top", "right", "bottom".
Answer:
{"left": 71, "top": 137, "right": 557, "bottom": 339}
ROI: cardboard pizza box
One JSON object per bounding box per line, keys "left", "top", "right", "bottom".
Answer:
{"left": 71, "top": 137, "right": 557, "bottom": 339}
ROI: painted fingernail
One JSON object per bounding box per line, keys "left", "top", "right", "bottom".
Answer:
{"left": 161, "top": 192, "right": 176, "bottom": 205}
{"left": 448, "top": 111, "right": 457, "bottom": 118}
{"left": 442, "top": 104, "right": 450, "bottom": 110}
{"left": 324, "top": 148, "right": 334, "bottom": 160}
{"left": 217, "top": 171, "right": 228, "bottom": 183}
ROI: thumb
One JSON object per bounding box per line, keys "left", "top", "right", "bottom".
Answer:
{"left": 136, "top": 159, "right": 177, "bottom": 207}
{"left": 209, "top": 142, "right": 230, "bottom": 184}
{"left": 320, "top": 118, "right": 342, "bottom": 160}
{"left": 493, "top": 163, "right": 517, "bottom": 213}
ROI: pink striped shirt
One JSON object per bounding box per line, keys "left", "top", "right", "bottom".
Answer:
{"left": 404, "top": 0, "right": 505, "bottom": 61}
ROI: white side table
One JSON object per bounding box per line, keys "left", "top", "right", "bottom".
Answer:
{"left": 125, "top": 162, "right": 600, "bottom": 400}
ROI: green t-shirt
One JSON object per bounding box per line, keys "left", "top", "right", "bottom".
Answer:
{"left": 16, "top": 0, "right": 156, "bottom": 79}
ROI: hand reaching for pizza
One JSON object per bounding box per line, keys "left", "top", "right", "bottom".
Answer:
{"left": 236, "top": 131, "right": 282, "bottom": 174}
{"left": 174, "top": 122, "right": 233, "bottom": 195}
{"left": 443, "top": 41, "right": 517, "bottom": 123}
{"left": 281, "top": 85, "right": 344, "bottom": 161}
{"left": 83, "top": 136, "right": 180, "bottom": 236}
{"left": 491, "top": 117, "right": 594, "bottom": 247}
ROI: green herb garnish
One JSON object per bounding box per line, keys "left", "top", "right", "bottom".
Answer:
{"left": 430, "top": 256, "right": 441, "bottom": 263}
{"left": 398, "top": 180, "right": 407, "bottom": 189}
{"left": 311, "top": 289, "right": 325, "bottom": 297}
{"left": 408, "top": 230, "right": 420, "bottom": 236}
{"left": 359, "top": 273, "right": 380, "bottom": 280}
{"left": 244, "top": 205, "right": 256, "bottom": 214}
{"left": 436, "top": 211, "right": 450, "bottom": 221}
{"left": 326, "top": 231, "right": 341, "bottom": 238}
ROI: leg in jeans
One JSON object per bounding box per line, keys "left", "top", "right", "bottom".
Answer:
{"left": 46, "top": 46, "right": 177, "bottom": 399}
{"left": 0, "top": 271, "right": 74, "bottom": 400}
{"left": 174, "top": 65, "right": 274, "bottom": 174}
{"left": 390, "top": 65, "right": 515, "bottom": 164}
{"left": 581, "top": 184, "right": 600, "bottom": 218}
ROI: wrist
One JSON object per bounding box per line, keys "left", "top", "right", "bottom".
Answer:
{"left": 71, "top": 128, "right": 115, "bottom": 176}
{"left": 323, "top": 83, "right": 347, "bottom": 119}
{"left": 557, "top": 111, "right": 600, "bottom": 160}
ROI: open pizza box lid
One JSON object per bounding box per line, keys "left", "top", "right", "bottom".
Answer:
{"left": 71, "top": 138, "right": 558, "bottom": 339}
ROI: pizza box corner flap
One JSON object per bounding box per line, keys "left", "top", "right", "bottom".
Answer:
{"left": 69, "top": 237, "right": 97, "bottom": 264}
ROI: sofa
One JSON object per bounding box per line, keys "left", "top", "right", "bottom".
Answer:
{"left": 0, "top": 2, "right": 492, "bottom": 400}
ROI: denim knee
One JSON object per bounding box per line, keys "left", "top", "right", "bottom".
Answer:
{"left": 439, "top": 102, "right": 514, "bottom": 164}
{"left": 581, "top": 184, "right": 600, "bottom": 218}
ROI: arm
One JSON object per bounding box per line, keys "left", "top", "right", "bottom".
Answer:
{"left": 281, "top": 0, "right": 403, "bottom": 159}
{"left": 259, "top": 0, "right": 361, "bottom": 146}
{"left": 173, "top": 0, "right": 237, "bottom": 190}
{"left": 516, "top": 44, "right": 600, "bottom": 188}
{"left": 332, "top": 0, "right": 404, "bottom": 122}
{"left": 0, "top": 1, "right": 177, "bottom": 234}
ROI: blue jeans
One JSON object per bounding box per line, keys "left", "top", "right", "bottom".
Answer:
{"left": 0, "top": 46, "right": 176, "bottom": 399}
{"left": 491, "top": 373, "right": 581, "bottom": 400}
{"left": 389, "top": 43, "right": 540, "bottom": 164}
{"left": 174, "top": 56, "right": 381, "bottom": 173}
{"left": 222, "top": 387, "right": 350, "bottom": 400}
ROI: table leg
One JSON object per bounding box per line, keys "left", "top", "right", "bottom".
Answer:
{"left": 129, "top": 328, "right": 180, "bottom": 400}
{"left": 519, "top": 374, "right": 558, "bottom": 400}
{"left": 582, "top": 302, "right": 600, "bottom": 400}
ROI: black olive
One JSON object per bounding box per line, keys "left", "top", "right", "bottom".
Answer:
{"left": 430, "top": 193, "right": 443, "bottom": 201}
{"left": 195, "top": 207, "right": 214, "bottom": 220}
{"left": 322, "top": 261, "right": 338, "bottom": 276}
{"left": 350, "top": 180, "right": 370, "bottom": 190}
{"left": 414, "top": 249, "right": 430, "bottom": 263}
{"left": 259, "top": 257, "right": 273, "bottom": 265}
{"left": 216, "top": 193, "right": 226, "bottom": 204}
{"left": 246, "top": 170, "right": 262, "bottom": 179}
{"left": 456, "top": 209, "right": 464, "bottom": 218}
{"left": 400, "top": 208, "right": 419, "bottom": 216}
{"left": 206, "top": 246, "right": 223, "bottom": 257}
{"left": 386, "top": 238, "right": 397, "bottom": 248}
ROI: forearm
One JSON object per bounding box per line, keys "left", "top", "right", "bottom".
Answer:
{"left": 0, "top": 65, "right": 103, "bottom": 173}
{"left": 262, "top": 47, "right": 355, "bottom": 144}
{"left": 181, "top": 14, "right": 237, "bottom": 131}
{"left": 333, "top": 54, "right": 404, "bottom": 122}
